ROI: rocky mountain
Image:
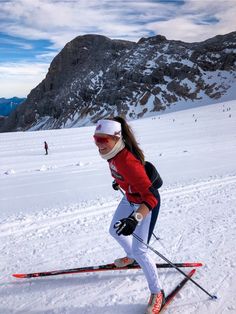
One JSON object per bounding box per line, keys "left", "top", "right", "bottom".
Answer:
{"left": 1, "top": 32, "right": 236, "bottom": 132}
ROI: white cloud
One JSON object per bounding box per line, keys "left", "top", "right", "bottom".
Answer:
{"left": 147, "top": 17, "right": 213, "bottom": 42}
{"left": 0, "top": 37, "right": 33, "bottom": 50}
{"left": 0, "top": 62, "right": 49, "bottom": 97}
{"left": 0, "top": 0, "right": 236, "bottom": 97}
{"left": 35, "top": 51, "right": 58, "bottom": 62}
{"left": 1, "top": 0, "right": 235, "bottom": 45}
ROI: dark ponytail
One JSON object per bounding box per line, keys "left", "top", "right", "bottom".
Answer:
{"left": 112, "top": 116, "right": 145, "bottom": 164}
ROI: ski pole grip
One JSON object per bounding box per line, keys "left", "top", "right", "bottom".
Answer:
{"left": 114, "top": 221, "right": 122, "bottom": 229}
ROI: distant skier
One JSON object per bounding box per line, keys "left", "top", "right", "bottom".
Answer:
{"left": 44, "top": 141, "right": 48, "bottom": 155}
{"left": 93, "top": 117, "right": 164, "bottom": 313}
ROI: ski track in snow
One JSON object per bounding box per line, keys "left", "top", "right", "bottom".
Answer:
{"left": 1, "top": 101, "right": 236, "bottom": 314}
{"left": 1, "top": 175, "right": 236, "bottom": 314}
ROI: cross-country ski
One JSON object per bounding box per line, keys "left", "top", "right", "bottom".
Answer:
{"left": 12, "top": 262, "right": 202, "bottom": 278}
{"left": 160, "top": 269, "right": 196, "bottom": 312}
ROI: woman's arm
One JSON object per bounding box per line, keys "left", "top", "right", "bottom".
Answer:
{"left": 136, "top": 203, "right": 149, "bottom": 220}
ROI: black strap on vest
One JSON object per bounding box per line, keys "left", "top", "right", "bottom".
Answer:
{"left": 145, "top": 161, "right": 163, "bottom": 189}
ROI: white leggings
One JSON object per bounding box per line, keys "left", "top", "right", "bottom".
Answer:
{"left": 109, "top": 196, "right": 162, "bottom": 293}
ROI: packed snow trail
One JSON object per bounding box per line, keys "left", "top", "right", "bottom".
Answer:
{"left": 1, "top": 175, "right": 236, "bottom": 313}
{"left": 0, "top": 100, "right": 236, "bottom": 313}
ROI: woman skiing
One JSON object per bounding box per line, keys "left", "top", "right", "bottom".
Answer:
{"left": 93, "top": 117, "right": 164, "bottom": 314}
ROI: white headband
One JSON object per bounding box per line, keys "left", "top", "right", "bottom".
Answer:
{"left": 95, "top": 119, "right": 121, "bottom": 137}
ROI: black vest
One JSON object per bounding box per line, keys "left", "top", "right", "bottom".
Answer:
{"left": 145, "top": 161, "right": 163, "bottom": 189}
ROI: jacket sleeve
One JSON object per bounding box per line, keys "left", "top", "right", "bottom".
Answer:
{"left": 122, "top": 156, "right": 158, "bottom": 210}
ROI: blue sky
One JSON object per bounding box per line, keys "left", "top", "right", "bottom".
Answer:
{"left": 0, "top": 0, "right": 235, "bottom": 98}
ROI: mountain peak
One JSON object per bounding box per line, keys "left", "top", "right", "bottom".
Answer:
{"left": 1, "top": 31, "right": 236, "bottom": 132}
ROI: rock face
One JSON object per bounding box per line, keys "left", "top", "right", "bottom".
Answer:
{"left": 1, "top": 32, "right": 236, "bottom": 132}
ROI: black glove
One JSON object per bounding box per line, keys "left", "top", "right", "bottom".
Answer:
{"left": 114, "top": 216, "right": 138, "bottom": 236}
{"left": 112, "top": 180, "right": 120, "bottom": 191}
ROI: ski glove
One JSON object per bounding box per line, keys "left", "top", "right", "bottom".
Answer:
{"left": 114, "top": 216, "right": 138, "bottom": 236}
{"left": 112, "top": 180, "right": 120, "bottom": 191}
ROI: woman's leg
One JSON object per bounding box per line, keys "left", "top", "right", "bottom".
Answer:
{"left": 109, "top": 197, "right": 162, "bottom": 293}
{"left": 109, "top": 197, "right": 135, "bottom": 258}
{"left": 132, "top": 211, "right": 162, "bottom": 293}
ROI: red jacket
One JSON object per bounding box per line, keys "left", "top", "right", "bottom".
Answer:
{"left": 108, "top": 148, "right": 158, "bottom": 210}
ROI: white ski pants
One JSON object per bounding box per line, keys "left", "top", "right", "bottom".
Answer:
{"left": 109, "top": 196, "right": 162, "bottom": 293}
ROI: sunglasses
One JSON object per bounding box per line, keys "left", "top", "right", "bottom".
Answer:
{"left": 93, "top": 135, "right": 110, "bottom": 144}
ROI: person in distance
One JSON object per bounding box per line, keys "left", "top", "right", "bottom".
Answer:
{"left": 44, "top": 141, "right": 48, "bottom": 155}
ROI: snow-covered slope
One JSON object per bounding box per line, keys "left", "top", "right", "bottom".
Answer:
{"left": 0, "top": 100, "right": 236, "bottom": 313}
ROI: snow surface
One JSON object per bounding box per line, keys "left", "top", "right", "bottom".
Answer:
{"left": 0, "top": 100, "right": 236, "bottom": 314}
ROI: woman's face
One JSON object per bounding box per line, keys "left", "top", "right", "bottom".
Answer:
{"left": 94, "top": 133, "right": 119, "bottom": 155}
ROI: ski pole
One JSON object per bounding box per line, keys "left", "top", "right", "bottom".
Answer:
{"left": 118, "top": 186, "right": 125, "bottom": 195}
{"left": 152, "top": 232, "right": 161, "bottom": 241}
{"left": 132, "top": 233, "right": 217, "bottom": 300}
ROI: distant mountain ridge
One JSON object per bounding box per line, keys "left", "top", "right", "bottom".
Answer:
{"left": 1, "top": 31, "right": 236, "bottom": 132}
{"left": 0, "top": 97, "right": 25, "bottom": 116}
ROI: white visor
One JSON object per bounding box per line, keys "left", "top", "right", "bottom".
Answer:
{"left": 95, "top": 119, "right": 121, "bottom": 137}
